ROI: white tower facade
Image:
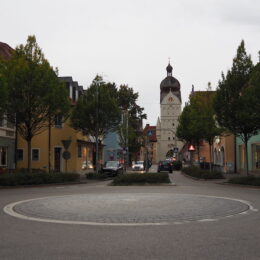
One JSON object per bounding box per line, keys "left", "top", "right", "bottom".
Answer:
{"left": 156, "top": 63, "right": 183, "bottom": 162}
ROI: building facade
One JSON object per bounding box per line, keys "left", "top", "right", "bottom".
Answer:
{"left": 156, "top": 63, "right": 183, "bottom": 162}
{"left": 0, "top": 42, "right": 16, "bottom": 171}
{"left": 236, "top": 133, "right": 260, "bottom": 174}
{"left": 16, "top": 76, "right": 99, "bottom": 173}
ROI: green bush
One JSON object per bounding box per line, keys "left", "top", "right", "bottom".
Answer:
{"left": 172, "top": 161, "right": 182, "bottom": 170}
{"left": 182, "top": 166, "right": 224, "bottom": 179}
{"left": 86, "top": 172, "right": 111, "bottom": 180}
{"left": 0, "top": 172, "right": 80, "bottom": 186}
{"left": 112, "top": 173, "right": 170, "bottom": 185}
{"left": 228, "top": 176, "right": 260, "bottom": 186}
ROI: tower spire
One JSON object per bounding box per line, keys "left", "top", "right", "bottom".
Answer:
{"left": 166, "top": 61, "right": 173, "bottom": 77}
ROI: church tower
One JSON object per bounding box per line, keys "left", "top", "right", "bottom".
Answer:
{"left": 156, "top": 63, "right": 183, "bottom": 162}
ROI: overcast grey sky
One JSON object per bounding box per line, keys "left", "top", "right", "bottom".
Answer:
{"left": 1, "top": 0, "right": 260, "bottom": 125}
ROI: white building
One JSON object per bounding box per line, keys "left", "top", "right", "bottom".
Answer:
{"left": 156, "top": 63, "right": 183, "bottom": 162}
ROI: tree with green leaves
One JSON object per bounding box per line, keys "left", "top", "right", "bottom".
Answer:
{"left": 117, "top": 84, "right": 146, "bottom": 163}
{"left": 2, "top": 35, "right": 70, "bottom": 172}
{"left": 176, "top": 101, "right": 204, "bottom": 165}
{"left": 214, "top": 40, "right": 257, "bottom": 175}
{"left": 70, "top": 75, "right": 121, "bottom": 173}
{"left": 177, "top": 90, "right": 222, "bottom": 168}
{"left": 190, "top": 91, "right": 222, "bottom": 170}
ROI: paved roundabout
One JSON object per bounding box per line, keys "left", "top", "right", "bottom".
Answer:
{"left": 4, "top": 193, "right": 255, "bottom": 226}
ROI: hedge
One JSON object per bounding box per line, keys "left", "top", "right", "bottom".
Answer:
{"left": 112, "top": 172, "right": 170, "bottom": 185}
{"left": 86, "top": 172, "right": 111, "bottom": 180}
{"left": 182, "top": 166, "right": 224, "bottom": 179}
{"left": 172, "top": 161, "right": 182, "bottom": 170}
{"left": 0, "top": 172, "right": 80, "bottom": 186}
{"left": 228, "top": 176, "right": 260, "bottom": 186}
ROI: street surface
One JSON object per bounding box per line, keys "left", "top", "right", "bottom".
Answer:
{"left": 1, "top": 171, "right": 260, "bottom": 260}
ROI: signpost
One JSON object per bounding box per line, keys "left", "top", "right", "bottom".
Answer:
{"left": 62, "top": 139, "right": 72, "bottom": 172}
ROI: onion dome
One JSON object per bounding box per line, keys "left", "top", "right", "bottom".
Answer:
{"left": 160, "top": 62, "right": 180, "bottom": 92}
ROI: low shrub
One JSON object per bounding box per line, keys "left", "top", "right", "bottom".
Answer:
{"left": 0, "top": 172, "right": 80, "bottom": 186}
{"left": 182, "top": 166, "right": 224, "bottom": 179}
{"left": 172, "top": 161, "right": 182, "bottom": 170}
{"left": 112, "top": 173, "right": 170, "bottom": 185}
{"left": 228, "top": 176, "right": 260, "bottom": 186}
{"left": 86, "top": 172, "right": 111, "bottom": 180}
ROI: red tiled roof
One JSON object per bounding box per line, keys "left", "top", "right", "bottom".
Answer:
{"left": 0, "top": 42, "right": 13, "bottom": 59}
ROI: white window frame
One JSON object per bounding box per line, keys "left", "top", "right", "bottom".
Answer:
{"left": 54, "top": 114, "right": 63, "bottom": 128}
{"left": 31, "top": 148, "right": 40, "bottom": 161}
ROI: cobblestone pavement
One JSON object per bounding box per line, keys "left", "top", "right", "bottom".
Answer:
{"left": 11, "top": 193, "right": 249, "bottom": 224}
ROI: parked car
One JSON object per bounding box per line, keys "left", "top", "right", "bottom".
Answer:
{"left": 158, "top": 160, "right": 173, "bottom": 173}
{"left": 101, "top": 161, "right": 124, "bottom": 176}
{"left": 132, "top": 161, "right": 144, "bottom": 171}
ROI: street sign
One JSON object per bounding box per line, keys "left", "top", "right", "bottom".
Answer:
{"left": 173, "top": 147, "right": 179, "bottom": 153}
{"left": 188, "top": 145, "right": 195, "bottom": 151}
{"left": 62, "top": 140, "right": 71, "bottom": 150}
{"left": 62, "top": 151, "right": 71, "bottom": 160}
{"left": 147, "top": 130, "right": 153, "bottom": 137}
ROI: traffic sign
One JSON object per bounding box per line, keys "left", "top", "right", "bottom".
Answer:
{"left": 147, "top": 130, "right": 153, "bottom": 137}
{"left": 188, "top": 145, "right": 195, "bottom": 151}
{"left": 62, "top": 151, "right": 71, "bottom": 160}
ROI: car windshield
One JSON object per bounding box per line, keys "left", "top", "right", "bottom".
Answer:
{"left": 136, "top": 161, "right": 143, "bottom": 165}
{"left": 162, "top": 161, "right": 169, "bottom": 165}
{"left": 106, "top": 161, "right": 118, "bottom": 167}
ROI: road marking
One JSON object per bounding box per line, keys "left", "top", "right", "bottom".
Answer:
{"left": 3, "top": 194, "right": 258, "bottom": 226}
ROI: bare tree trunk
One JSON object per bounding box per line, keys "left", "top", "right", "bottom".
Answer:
{"left": 197, "top": 142, "right": 200, "bottom": 167}
{"left": 234, "top": 135, "right": 237, "bottom": 173}
{"left": 95, "top": 135, "right": 99, "bottom": 174}
{"left": 244, "top": 136, "right": 249, "bottom": 176}
{"left": 209, "top": 143, "right": 212, "bottom": 172}
{"left": 27, "top": 139, "right": 32, "bottom": 173}
{"left": 48, "top": 121, "right": 51, "bottom": 173}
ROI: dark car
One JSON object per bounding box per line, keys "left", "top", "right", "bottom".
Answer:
{"left": 101, "top": 161, "right": 124, "bottom": 176}
{"left": 158, "top": 160, "right": 173, "bottom": 173}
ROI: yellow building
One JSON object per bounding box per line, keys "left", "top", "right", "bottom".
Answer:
{"left": 16, "top": 77, "right": 100, "bottom": 173}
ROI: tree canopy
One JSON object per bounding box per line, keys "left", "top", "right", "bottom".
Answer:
{"left": 1, "top": 35, "right": 70, "bottom": 171}
{"left": 214, "top": 40, "right": 259, "bottom": 175}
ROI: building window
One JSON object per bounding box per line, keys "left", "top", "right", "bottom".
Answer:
{"left": 77, "top": 145, "right": 82, "bottom": 158}
{"left": 0, "top": 116, "right": 4, "bottom": 127}
{"left": 54, "top": 114, "right": 63, "bottom": 128}
{"left": 252, "top": 144, "right": 260, "bottom": 170}
{"left": 0, "top": 147, "right": 7, "bottom": 166}
{"left": 6, "top": 120, "right": 14, "bottom": 129}
{"left": 72, "top": 87, "right": 76, "bottom": 101}
{"left": 17, "top": 149, "right": 23, "bottom": 161}
{"left": 31, "top": 149, "right": 40, "bottom": 161}
{"left": 168, "top": 137, "right": 170, "bottom": 141}
{"left": 6, "top": 131, "right": 14, "bottom": 137}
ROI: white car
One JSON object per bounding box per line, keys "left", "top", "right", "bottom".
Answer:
{"left": 132, "top": 161, "right": 144, "bottom": 171}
